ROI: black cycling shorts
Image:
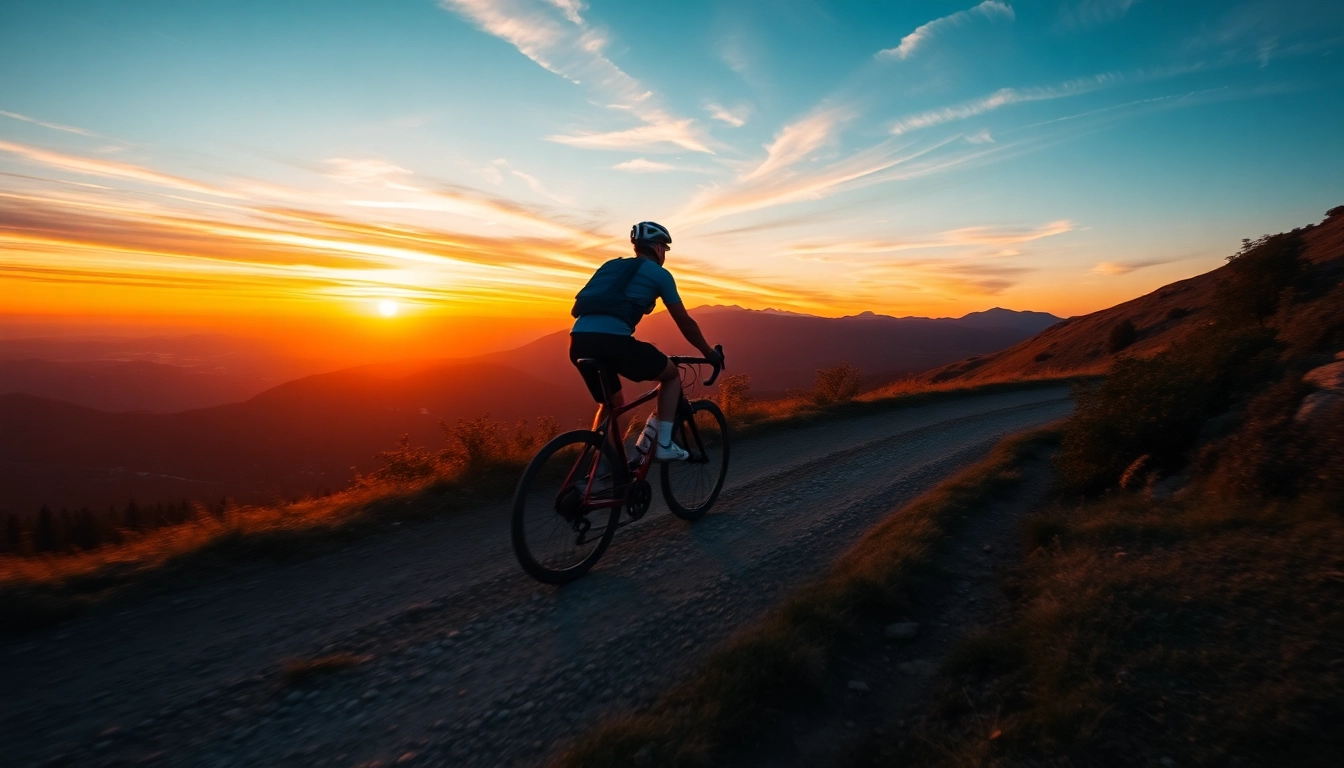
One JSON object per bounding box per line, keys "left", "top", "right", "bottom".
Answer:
{"left": 569, "top": 332, "right": 669, "bottom": 403}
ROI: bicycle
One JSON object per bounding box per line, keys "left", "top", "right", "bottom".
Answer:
{"left": 511, "top": 346, "right": 729, "bottom": 584}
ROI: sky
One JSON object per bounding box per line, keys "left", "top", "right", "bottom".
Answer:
{"left": 2, "top": 0, "right": 1343, "bottom": 357}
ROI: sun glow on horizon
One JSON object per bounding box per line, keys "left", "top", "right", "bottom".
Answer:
{"left": 378, "top": 299, "right": 399, "bottom": 317}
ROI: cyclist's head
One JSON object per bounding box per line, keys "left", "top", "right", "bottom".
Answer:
{"left": 630, "top": 221, "right": 672, "bottom": 261}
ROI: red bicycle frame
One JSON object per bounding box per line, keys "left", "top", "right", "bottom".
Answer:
{"left": 565, "top": 350, "right": 721, "bottom": 513}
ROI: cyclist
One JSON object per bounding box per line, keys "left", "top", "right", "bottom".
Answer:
{"left": 569, "top": 221, "right": 723, "bottom": 461}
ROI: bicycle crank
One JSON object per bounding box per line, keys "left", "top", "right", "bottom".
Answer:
{"left": 626, "top": 479, "right": 652, "bottom": 520}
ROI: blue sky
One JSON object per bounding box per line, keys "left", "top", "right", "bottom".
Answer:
{"left": 2, "top": 0, "right": 1342, "bottom": 327}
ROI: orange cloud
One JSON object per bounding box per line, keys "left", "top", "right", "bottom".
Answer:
{"left": 0, "top": 139, "right": 241, "bottom": 198}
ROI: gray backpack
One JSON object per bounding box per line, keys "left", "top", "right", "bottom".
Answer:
{"left": 570, "top": 258, "right": 653, "bottom": 328}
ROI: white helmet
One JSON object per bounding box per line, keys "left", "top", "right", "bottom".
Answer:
{"left": 630, "top": 221, "right": 672, "bottom": 245}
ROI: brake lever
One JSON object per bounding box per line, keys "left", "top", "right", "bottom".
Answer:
{"left": 703, "top": 344, "right": 725, "bottom": 386}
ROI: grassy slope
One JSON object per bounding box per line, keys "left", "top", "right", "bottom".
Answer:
{"left": 897, "top": 490, "right": 1344, "bottom": 768}
{"left": 555, "top": 427, "right": 1061, "bottom": 768}
{"left": 922, "top": 209, "right": 1344, "bottom": 385}
{"left": 0, "top": 476, "right": 467, "bottom": 631}
{"left": 861, "top": 209, "right": 1344, "bottom": 766}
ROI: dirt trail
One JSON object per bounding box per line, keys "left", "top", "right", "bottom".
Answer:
{"left": 1, "top": 387, "right": 1071, "bottom": 768}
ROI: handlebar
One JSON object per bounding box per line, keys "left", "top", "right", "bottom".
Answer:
{"left": 669, "top": 344, "right": 725, "bottom": 387}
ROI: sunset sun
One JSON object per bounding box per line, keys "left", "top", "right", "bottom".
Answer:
{"left": 378, "top": 299, "right": 398, "bottom": 317}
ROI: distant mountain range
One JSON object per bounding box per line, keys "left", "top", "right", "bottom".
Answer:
{"left": 0, "top": 359, "right": 268, "bottom": 414}
{"left": 488, "top": 305, "right": 1063, "bottom": 394}
{"left": 919, "top": 211, "right": 1344, "bottom": 385}
{"left": 0, "top": 306, "right": 1059, "bottom": 512}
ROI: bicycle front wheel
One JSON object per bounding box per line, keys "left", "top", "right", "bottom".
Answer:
{"left": 512, "top": 430, "right": 623, "bottom": 584}
{"left": 660, "top": 399, "right": 730, "bottom": 521}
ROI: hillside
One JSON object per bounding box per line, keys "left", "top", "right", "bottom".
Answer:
{"left": 0, "top": 364, "right": 597, "bottom": 513}
{"left": 923, "top": 208, "right": 1344, "bottom": 383}
{"left": 0, "top": 359, "right": 268, "bottom": 413}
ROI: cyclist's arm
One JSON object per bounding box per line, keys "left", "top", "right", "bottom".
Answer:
{"left": 666, "top": 302, "right": 717, "bottom": 360}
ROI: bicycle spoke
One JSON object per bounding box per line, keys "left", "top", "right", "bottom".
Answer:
{"left": 660, "top": 400, "right": 729, "bottom": 521}
{"left": 513, "top": 433, "right": 621, "bottom": 583}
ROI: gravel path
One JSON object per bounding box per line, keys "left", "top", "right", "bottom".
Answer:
{"left": 1, "top": 387, "right": 1071, "bottom": 768}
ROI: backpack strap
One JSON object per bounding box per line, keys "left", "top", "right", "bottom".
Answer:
{"left": 611, "top": 256, "right": 647, "bottom": 294}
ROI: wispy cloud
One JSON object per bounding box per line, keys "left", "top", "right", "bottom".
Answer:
{"left": 440, "top": 0, "right": 711, "bottom": 153}
{"left": 613, "top": 158, "right": 675, "bottom": 173}
{"left": 0, "top": 110, "right": 103, "bottom": 138}
{"left": 0, "top": 139, "right": 241, "bottom": 198}
{"left": 706, "top": 103, "right": 749, "bottom": 128}
{"left": 965, "top": 128, "right": 995, "bottom": 144}
{"left": 787, "top": 220, "right": 1076, "bottom": 257}
{"left": 889, "top": 73, "right": 1119, "bottom": 135}
{"left": 680, "top": 132, "right": 1007, "bottom": 227}
{"left": 323, "top": 158, "right": 413, "bottom": 185}
{"left": 547, "top": 114, "right": 711, "bottom": 153}
{"left": 1057, "top": 0, "right": 1140, "bottom": 31}
{"left": 509, "top": 168, "right": 573, "bottom": 205}
{"left": 877, "top": 1, "right": 1015, "bottom": 61}
{"left": 792, "top": 250, "right": 1036, "bottom": 298}
{"left": 743, "top": 107, "right": 854, "bottom": 182}
{"left": 541, "top": 0, "right": 586, "bottom": 25}
{"left": 346, "top": 188, "right": 589, "bottom": 241}
{"left": 1091, "top": 257, "right": 1171, "bottom": 275}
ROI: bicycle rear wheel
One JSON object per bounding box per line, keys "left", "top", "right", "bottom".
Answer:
{"left": 660, "top": 399, "right": 730, "bottom": 521}
{"left": 512, "top": 430, "right": 623, "bottom": 584}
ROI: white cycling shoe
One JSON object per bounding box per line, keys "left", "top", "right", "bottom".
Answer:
{"left": 654, "top": 441, "right": 690, "bottom": 461}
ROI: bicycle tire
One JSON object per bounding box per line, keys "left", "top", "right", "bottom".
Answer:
{"left": 660, "top": 399, "right": 730, "bottom": 521}
{"left": 512, "top": 430, "right": 623, "bottom": 584}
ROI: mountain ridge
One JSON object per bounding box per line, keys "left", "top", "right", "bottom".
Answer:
{"left": 920, "top": 208, "right": 1344, "bottom": 384}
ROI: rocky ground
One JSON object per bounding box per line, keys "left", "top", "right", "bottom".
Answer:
{"left": 736, "top": 449, "right": 1058, "bottom": 767}
{"left": 1, "top": 388, "right": 1071, "bottom": 768}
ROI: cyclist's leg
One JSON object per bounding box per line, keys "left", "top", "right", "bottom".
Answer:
{"left": 654, "top": 360, "right": 680, "bottom": 423}
{"left": 612, "top": 337, "right": 685, "bottom": 455}
{"left": 650, "top": 361, "right": 690, "bottom": 457}
{"left": 610, "top": 337, "right": 675, "bottom": 421}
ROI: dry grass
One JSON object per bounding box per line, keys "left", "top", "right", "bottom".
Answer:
{"left": 554, "top": 427, "right": 1061, "bottom": 768}
{"left": 900, "top": 488, "right": 1344, "bottom": 768}
{"left": 0, "top": 474, "right": 464, "bottom": 631}
{"left": 0, "top": 415, "right": 561, "bottom": 630}
{"left": 864, "top": 217, "right": 1344, "bottom": 767}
